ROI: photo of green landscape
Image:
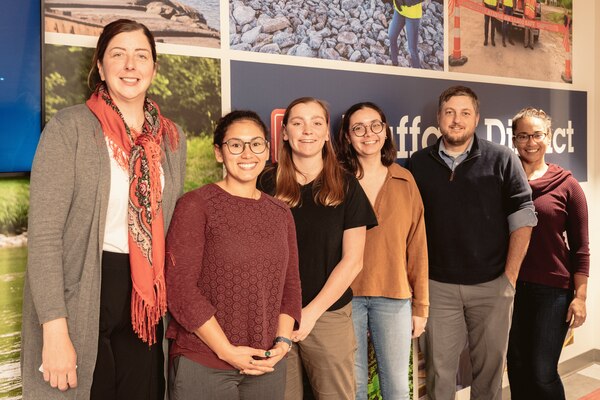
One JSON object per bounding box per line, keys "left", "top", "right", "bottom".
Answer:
{"left": 0, "top": 178, "right": 29, "bottom": 399}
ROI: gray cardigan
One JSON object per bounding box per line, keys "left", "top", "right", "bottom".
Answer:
{"left": 20, "top": 104, "right": 186, "bottom": 399}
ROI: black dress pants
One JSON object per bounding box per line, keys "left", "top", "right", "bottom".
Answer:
{"left": 90, "top": 251, "right": 165, "bottom": 400}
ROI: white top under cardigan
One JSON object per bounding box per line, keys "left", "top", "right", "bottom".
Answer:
{"left": 103, "top": 136, "right": 165, "bottom": 253}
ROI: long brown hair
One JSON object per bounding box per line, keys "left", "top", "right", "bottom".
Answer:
{"left": 273, "top": 97, "right": 345, "bottom": 207}
{"left": 335, "top": 102, "right": 396, "bottom": 179}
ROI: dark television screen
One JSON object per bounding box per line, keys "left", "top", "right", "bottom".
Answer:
{"left": 0, "top": 1, "right": 42, "bottom": 173}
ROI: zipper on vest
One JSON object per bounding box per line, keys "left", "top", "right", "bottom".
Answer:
{"left": 428, "top": 138, "right": 482, "bottom": 182}
{"left": 429, "top": 151, "right": 455, "bottom": 181}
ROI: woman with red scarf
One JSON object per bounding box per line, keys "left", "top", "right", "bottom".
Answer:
{"left": 21, "top": 19, "right": 186, "bottom": 399}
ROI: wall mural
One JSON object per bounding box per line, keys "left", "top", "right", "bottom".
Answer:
{"left": 0, "top": 1, "right": 586, "bottom": 399}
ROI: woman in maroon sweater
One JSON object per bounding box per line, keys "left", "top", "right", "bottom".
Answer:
{"left": 507, "top": 107, "right": 590, "bottom": 400}
{"left": 165, "top": 111, "right": 302, "bottom": 399}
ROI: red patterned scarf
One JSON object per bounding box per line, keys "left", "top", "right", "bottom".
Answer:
{"left": 86, "top": 83, "right": 179, "bottom": 344}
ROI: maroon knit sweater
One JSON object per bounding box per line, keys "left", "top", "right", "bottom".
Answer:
{"left": 165, "top": 184, "right": 302, "bottom": 369}
{"left": 518, "top": 164, "right": 590, "bottom": 289}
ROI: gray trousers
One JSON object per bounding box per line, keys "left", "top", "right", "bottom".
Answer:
{"left": 169, "top": 355, "right": 287, "bottom": 400}
{"left": 425, "top": 274, "right": 516, "bottom": 400}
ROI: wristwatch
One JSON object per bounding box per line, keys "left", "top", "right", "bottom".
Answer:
{"left": 274, "top": 336, "right": 293, "bottom": 352}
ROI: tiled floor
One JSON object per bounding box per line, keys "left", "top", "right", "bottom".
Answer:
{"left": 565, "top": 364, "right": 600, "bottom": 400}
{"left": 501, "top": 363, "right": 600, "bottom": 400}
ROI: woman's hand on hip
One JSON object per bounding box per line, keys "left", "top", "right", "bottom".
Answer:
{"left": 42, "top": 318, "right": 78, "bottom": 391}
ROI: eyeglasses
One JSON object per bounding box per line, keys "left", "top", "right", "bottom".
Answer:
{"left": 513, "top": 133, "right": 547, "bottom": 143}
{"left": 351, "top": 121, "right": 386, "bottom": 137}
{"left": 221, "top": 138, "right": 268, "bottom": 155}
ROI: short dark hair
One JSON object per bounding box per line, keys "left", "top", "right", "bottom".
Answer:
{"left": 438, "top": 85, "right": 480, "bottom": 115}
{"left": 335, "top": 102, "right": 396, "bottom": 178}
{"left": 88, "top": 19, "right": 157, "bottom": 89}
{"left": 213, "top": 110, "right": 268, "bottom": 146}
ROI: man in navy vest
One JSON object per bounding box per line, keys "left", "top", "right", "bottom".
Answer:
{"left": 409, "top": 85, "right": 537, "bottom": 400}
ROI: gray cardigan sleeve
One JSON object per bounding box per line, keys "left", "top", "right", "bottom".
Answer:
{"left": 27, "top": 112, "right": 78, "bottom": 324}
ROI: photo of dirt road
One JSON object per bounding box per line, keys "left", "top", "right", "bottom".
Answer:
{"left": 448, "top": 1, "right": 572, "bottom": 83}
{"left": 45, "top": 0, "right": 220, "bottom": 48}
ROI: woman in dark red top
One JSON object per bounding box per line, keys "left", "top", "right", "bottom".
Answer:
{"left": 507, "top": 107, "right": 589, "bottom": 400}
{"left": 165, "top": 111, "right": 302, "bottom": 399}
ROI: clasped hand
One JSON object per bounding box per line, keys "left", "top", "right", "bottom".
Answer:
{"left": 222, "top": 343, "right": 287, "bottom": 376}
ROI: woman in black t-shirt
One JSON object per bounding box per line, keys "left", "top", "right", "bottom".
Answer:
{"left": 258, "top": 97, "right": 377, "bottom": 400}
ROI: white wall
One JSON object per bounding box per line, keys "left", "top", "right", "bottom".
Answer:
{"left": 559, "top": 0, "right": 600, "bottom": 363}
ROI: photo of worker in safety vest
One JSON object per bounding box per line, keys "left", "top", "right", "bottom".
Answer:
{"left": 448, "top": 0, "right": 573, "bottom": 83}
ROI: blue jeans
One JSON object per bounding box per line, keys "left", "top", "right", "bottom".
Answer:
{"left": 352, "top": 297, "right": 412, "bottom": 400}
{"left": 388, "top": 10, "right": 421, "bottom": 68}
{"left": 507, "top": 281, "right": 573, "bottom": 400}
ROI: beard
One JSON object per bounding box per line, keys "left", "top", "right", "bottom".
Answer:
{"left": 440, "top": 126, "right": 475, "bottom": 148}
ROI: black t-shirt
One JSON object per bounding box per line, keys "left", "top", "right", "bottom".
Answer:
{"left": 258, "top": 167, "right": 377, "bottom": 310}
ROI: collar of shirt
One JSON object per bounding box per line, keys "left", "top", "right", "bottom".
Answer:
{"left": 438, "top": 138, "right": 474, "bottom": 171}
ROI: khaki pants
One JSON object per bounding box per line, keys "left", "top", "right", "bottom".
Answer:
{"left": 285, "top": 303, "right": 356, "bottom": 400}
{"left": 425, "top": 274, "right": 516, "bottom": 400}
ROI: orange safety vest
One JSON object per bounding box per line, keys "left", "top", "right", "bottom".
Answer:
{"left": 524, "top": 0, "right": 536, "bottom": 19}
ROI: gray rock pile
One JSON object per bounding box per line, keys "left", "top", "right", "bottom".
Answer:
{"left": 230, "top": 0, "right": 444, "bottom": 70}
{"left": 0, "top": 233, "right": 27, "bottom": 249}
